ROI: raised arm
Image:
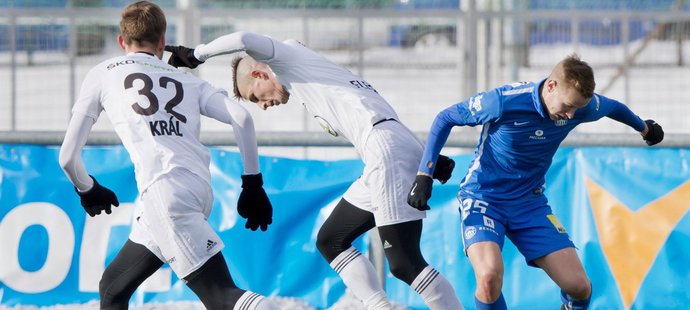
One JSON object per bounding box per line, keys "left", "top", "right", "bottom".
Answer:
{"left": 166, "top": 31, "right": 276, "bottom": 68}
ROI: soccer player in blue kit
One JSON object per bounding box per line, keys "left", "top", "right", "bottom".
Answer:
{"left": 407, "top": 54, "right": 664, "bottom": 310}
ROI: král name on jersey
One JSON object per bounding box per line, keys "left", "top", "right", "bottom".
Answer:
{"left": 149, "top": 116, "right": 184, "bottom": 137}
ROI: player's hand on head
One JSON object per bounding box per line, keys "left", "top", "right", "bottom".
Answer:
{"left": 237, "top": 173, "right": 273, "bottom": 232}
{"left": 407, "top": 175, "right": 433, "bottom": 211}
{"left": 642, "top": 119, "right": 664, "bottom": 146}
{"left": 432, "top": 154, "right": 455, "bottom": 184}
{"left": 164, "top": 45, "right": 204, "bottom": 69}
{"left": 75, "top": 175, "right": 120, "bottom": 217}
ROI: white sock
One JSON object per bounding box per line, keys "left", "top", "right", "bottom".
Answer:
{"left": 233, "top": 291, "right": 280, "bottom": 310}
{"left": 411, "top": 266, "right": 464, "bottom": 310}
{"left": 331, "top": 247, "right": 393, "bottom": 310}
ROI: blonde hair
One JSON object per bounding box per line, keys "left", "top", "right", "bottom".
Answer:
{"left": 551, "top": 53, "right": 595, "bottom": 99}
{"left": 120, "top": 1, "right": 166, "bottom": 47}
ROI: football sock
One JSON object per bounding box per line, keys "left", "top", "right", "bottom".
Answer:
{"left": 233, "top": 291, "right": 280, "bottom": 310}
{"left": 475, "top": 292, "right": 506, "bottom": 310}
{"left": 331, "top": 247, "right": 393, "bottom": 309}
{"left": 411, "top": 265, "right": 464, "bottom": 309}
{"left": 560, "top": 288, "right": 592, "bottom": 310}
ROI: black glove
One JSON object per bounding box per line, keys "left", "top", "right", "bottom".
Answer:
{"left": 237, "top": 173, "right": 273, "bottom": 231}
{"left": 432, "top": 154, "right": 455, "bottom": 184}
{"left": 165, "top": 45, "right": 204, "bottom": 69}
{"left": 407, "top": 175, "right": 433, "bottom": 211}
{"left": 642, "top": 119, "right": 664, "bottom": 146}
{"left": 75, "top": 175, "right": 119, "bottom": 217}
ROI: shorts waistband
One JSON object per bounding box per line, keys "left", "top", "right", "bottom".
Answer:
{"left": 373, "top": 118, "right": 397, "bottom": 127}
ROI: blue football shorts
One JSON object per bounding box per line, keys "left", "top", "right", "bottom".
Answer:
{"left": 458, "top": 194, "right": 575, "bottom": 267}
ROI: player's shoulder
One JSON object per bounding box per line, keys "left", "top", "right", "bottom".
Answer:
{"left": 497, "top": 81, "right": 536, "bottom": 97}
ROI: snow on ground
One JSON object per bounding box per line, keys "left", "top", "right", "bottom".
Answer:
{"left": 0, "top": 290, "right": 411, "bottom": 310}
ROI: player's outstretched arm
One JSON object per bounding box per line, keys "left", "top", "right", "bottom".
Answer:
{"left": 166, "top": 31, "right": 277, "bottom": 69}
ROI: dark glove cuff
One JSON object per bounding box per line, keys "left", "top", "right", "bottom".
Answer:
{"left": 186, "top": 49, "right": 203, "bottom": 65}
{"left": 415, "top": 174, "right": 433, "bottom": 184}
{"left": 241, "top": 173, "right": 264, "bottom": 188}
{"left": 76, "top": 175, "right": 99, "bottom": 197}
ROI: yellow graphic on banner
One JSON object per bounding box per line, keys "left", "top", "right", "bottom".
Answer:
{"left": 585, "top": 178, "right": 690, "bottom": 309}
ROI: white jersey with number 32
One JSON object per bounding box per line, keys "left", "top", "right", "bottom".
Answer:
{"left": 72, "top": 52, "right": 223, "bottom": 192}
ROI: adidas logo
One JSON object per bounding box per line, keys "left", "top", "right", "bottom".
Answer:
{"left": 383, "top": 240, "right": 392, "bottom": 249}
{"left": 206, "top": 239, "right": 217, "bottom": 251}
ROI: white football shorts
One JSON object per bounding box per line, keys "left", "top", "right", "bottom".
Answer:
{"left": 343, "top": 120, "right": 426, "bottom": 226}
{"left": 129, "top": 168, "right": 224, "bottom": 279}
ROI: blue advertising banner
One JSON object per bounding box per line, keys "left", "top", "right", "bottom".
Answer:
{"left": 0, "top": 145, "right": 364, "bottom": 308}
{"left": 1, "top": 145, "right": 689, "bottom": 309}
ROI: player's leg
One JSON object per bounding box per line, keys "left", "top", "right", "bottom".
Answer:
{"left": 316, "top": 198, "right": 392, "bottom": 309}
{"left": 466, "top": 241, "right": 506, "bottom": 309}
{"left": 460, "top": 197, "right": 508, "bottom": 310}
{"left": 378, "top": 220, "right": 464, "bottom": 309}
{"left": 134, "top": 169, "right": 278, "bottom": 309}
{"left": 533, "top": 248, "right": 592, "bottom": 310}
{"left": 184, "top": 252, "right": 279, "bottom": 310}
{"left": 508, "top": 202, "right": 591, "bottom": 310}
{"left": 99, "top": 239, "right": 164, "bottom": 310}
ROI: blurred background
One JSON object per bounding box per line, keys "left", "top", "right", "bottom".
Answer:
{"left": 1, "top": 0, "right": 688, "bottom": 158}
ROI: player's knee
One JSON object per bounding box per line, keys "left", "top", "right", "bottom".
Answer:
{"left": 388, "top": 260, "right": 417, "bottom": 285}
{"left": 99, "top": 276, "right": 130, "bottom": 309}
{"left": 386, "top": 251, "right": 427, "bottom": 285}
{"left": 563, "top": 276, "right": 591, "bottom": 300}
{"left": 316, "top": 227, "right": 346, "bottom": 262}
{"left": 474, "top": 269, "right": 503, "bottom": 301}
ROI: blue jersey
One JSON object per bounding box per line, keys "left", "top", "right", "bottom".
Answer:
{"left": 420, "top": 79, "right": 646, "bottom": 204}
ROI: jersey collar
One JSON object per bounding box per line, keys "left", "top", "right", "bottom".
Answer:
{"left": 532, "top": 78, "right": 549, "bottom": 119}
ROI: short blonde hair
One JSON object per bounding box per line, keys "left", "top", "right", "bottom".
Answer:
{"left": 552, "top": 54, "right": 595, "bottom": 99}
{"left": 120, "top": 1, "right": 166, "bottom": 47}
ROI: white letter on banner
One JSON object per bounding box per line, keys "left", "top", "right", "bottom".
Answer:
{"left": 0, "top": 202, "right": 74, "bottom": 292}
{"left": 79, "top": 202, "right": 171, "bottom": 292}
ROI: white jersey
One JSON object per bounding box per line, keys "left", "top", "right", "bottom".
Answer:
{"left": 71, "top": 52, "right": 254, "bottom": 192}
{"left": 267, "top": 40, "right": 399, "bottom": 152}
{"left": 196, "top": 34, "right": 401, "bottom": 155}
{"left": 195, "top": 32, "right": 426, "bottom": 224}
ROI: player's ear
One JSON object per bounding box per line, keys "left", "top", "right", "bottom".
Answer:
{"left": 117, "top": 35, "right": 126, "bottom": 50}
{"left": 546, "top": 79, "right": 557, "bottom": 92}
{"left": 250, "top": 69, "right": 268, "bottom": 80}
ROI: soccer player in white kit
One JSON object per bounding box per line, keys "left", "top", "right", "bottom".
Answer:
{"left": 58, "top": 2, "right": 279, "bottom": 309}
{"left": 166, "top": 31, "right": 464, "bottom": 310}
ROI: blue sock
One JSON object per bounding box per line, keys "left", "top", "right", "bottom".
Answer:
{"left": 560, "top": 288, "right": 591, "bottom": 310}
{"left": 475, "top": 293, "right": 507, "bottom": 310}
